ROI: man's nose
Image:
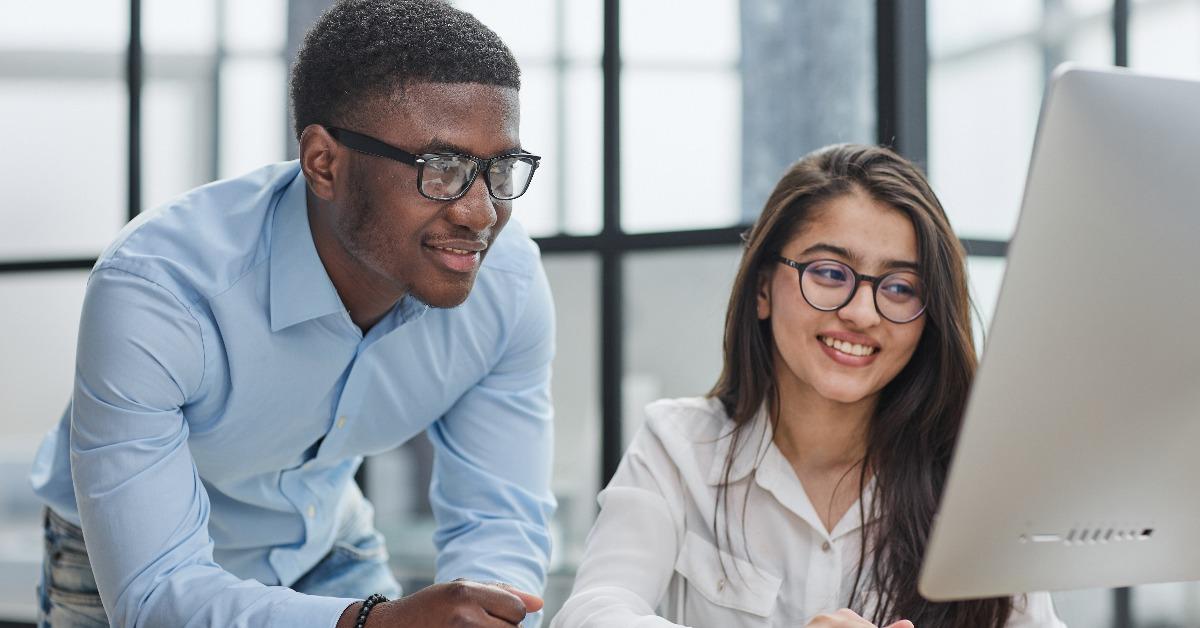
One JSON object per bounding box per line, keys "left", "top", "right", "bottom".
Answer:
{"left": 446, "top": 174, "right": 498, "bottom": 232}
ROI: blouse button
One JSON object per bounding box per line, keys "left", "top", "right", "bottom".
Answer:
{"left": 821, "top": 540, "right": 832, "bottom": 552}
{"left": 717, "top": 578, "right": 726, "bottom": 591}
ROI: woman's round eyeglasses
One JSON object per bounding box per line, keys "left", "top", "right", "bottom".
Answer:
{"left": 776, "top": 256, "right": 926, "bottom": 324}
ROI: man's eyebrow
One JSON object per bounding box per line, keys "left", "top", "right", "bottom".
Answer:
{"left": 798, "top": 242, "right": 918, "bottom": 271}
{"left": 417, "top": 138, "right": 524, "bottom": 159}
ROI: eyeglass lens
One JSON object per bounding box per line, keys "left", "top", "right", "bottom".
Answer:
{"left": 799, "top": 260, "right": 925, "bottom": 323}
{"left": 420, "top": 155, "right": 537, "bottom": 200}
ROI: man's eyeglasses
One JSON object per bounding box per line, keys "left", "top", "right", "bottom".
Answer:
{"left": 775, "top": 256, "right": 926, "bottom": 324}
{"left": 324, "top": 126, "right": 541, "bottom": 201}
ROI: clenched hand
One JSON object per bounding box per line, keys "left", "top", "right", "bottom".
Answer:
{"left": 337, "top": 580, "right": 544, "bottom": 627}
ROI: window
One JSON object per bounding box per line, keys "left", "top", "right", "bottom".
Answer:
{"left": 0, "top": 1, "right": 128, "bottom": 263}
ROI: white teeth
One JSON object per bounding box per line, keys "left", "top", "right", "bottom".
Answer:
{"left": 433, "top": 246, "right": 473, "bottom": 255}
{"left": 821, "top": 336, "right": 876, "bottom": 357}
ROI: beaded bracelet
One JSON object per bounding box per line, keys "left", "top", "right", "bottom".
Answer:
{"left": 355, "top": 593, "right": 388, "bottom": 628}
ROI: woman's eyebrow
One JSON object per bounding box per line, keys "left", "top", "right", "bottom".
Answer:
{"left": 798, "top": 242, "right": 918, "bottom": 270}
{"left": 883, "top": 259, "right": 920, "bottom": 271}
{"left": 798, "top": 242, "right": 856, "bottom": 261}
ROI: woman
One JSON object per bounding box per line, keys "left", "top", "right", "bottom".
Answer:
{"left": 551, "top": 145, "right": 1066, "bottom": 627}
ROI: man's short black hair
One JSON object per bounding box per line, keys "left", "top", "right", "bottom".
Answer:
{"left": 290, "top": 0, "right": 521, "bottom": 141}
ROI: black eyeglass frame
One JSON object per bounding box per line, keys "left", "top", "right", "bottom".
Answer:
{"left": 775, "top": 255, "right": 927, "bottom": 324}
{"left": 323, "top": 126, "right": 542, "bottom": 201}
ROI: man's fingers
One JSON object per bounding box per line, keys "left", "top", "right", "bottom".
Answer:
{"left": 488, "top": 582, "right": 545, "bottom": 612}
{"left": 479, "top": 613, "right": 522, "bottom": 628}
{"left": 885, "top": 621, "right": 915, "bottom": 628}
{"left": 453, "top": 581, "right": 527, "bottom": 624}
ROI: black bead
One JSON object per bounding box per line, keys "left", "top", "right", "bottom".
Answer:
{"left": 355, "top": 593, "right": 388, "bottom": 628}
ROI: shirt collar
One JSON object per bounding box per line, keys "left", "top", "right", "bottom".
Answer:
{"left": 706, "top": 402, "right": 774, "bottom": 486}
{"left": 704, "top": 399, "right": 880, "bottom": 539}
{"left": 756, "top": 442, "right": 879, "bottom": 540}
{"left": 268, "top": 168, "right": 347, "bottom": 332}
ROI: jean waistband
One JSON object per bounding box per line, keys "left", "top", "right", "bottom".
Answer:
{"left": 44, "top": 507, "right": 87, "bottom": 544}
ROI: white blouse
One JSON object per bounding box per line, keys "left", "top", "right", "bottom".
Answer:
{"left": 552, "top": 397, "right": 1067, "bottom": 628}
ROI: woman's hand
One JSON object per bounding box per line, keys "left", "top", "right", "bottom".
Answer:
{"left": 805, "top": 608, "right": 915, "bottom": 628}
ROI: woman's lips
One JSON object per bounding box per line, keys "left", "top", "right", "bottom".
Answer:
{"left": 817, "top": 334, "right": 880, "bottom": 367}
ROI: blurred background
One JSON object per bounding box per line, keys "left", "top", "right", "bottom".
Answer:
{"left": 1, "top": 0, "right": 1199, "bottom": 625}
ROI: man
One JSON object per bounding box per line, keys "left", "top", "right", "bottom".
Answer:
{"left": 29, "top": 1, "right": 555, "bottom": 626}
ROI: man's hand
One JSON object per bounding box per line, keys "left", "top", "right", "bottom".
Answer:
{"left": 337, "top": 580, "right": 544, "bottom": 627}
{"left": 805, "top": 608, "right": 915, "bottom": 628}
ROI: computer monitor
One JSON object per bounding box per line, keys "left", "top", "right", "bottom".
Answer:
{"left": 919, "top": 65, "right": 1200, "bottom": 600}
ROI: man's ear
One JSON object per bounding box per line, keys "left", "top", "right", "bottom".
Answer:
{"left": 756, "top": 271, "right": 772, "bottom": 320}
{"left": 299, "top": 124, "right": 340, "bottom": 201}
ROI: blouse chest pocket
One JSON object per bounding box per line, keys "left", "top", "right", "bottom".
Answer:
{"left": 673, "top": 530, "right": 783, "bottom": 623}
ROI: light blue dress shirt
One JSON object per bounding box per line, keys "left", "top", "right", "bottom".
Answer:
{"left": 30, "top": 162, "right": 556, "bottom": 627}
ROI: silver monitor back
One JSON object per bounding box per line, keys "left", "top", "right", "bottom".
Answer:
{"left": 919, "top": 65, "right": 1200, "bottom": 600}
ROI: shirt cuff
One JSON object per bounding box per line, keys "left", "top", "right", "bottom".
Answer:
{"left": 268, "top": 592, "right": 359, "bottom": 628}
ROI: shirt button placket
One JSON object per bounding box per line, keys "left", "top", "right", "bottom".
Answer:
{"left": 808, "top": 538, "right": 837, "bottom": 611}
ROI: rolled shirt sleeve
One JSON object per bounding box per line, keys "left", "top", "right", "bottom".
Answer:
{"left": 426, "top": 260, "right": 557, "bottom": 624}
{"left": 70, "top": 267, "right": 355, "bottom": 628}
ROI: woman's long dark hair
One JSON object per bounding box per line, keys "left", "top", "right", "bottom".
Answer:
{"left": 708, "top": 144, "right": 1011, "bottom": 626}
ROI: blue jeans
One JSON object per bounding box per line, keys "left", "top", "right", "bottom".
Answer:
{"left": 37, "top": 507, "right": 402, "bottom": 627}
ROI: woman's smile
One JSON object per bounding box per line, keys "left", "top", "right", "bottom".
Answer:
{"left": 817, "top": 333, "right": 881, "bottom": 365}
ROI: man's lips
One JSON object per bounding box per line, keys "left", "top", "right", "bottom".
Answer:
{"left": 428, "top": 244, "right": 479, "bottom": 255}
{"left": 424, "top": 238, "right": 487, "bottom": 253}
{"left": 423, "top": 238, "right": 488, "bottom": 273}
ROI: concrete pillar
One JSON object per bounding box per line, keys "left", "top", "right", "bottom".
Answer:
{"left": 740, "top": 0, "right": 876, "bottom": 220}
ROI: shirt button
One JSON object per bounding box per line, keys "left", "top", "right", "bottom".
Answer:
{"left": 717, "top": 579, "right": 726, "bottom": 591}
{"left": 306, "top": 505, "right": 316, "bottom": 518}
{"left": 821, "top": 540, "right": 832, "bottom": 552}
{"left": 336, "top": 416, "right": 347, "bottom": 429}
